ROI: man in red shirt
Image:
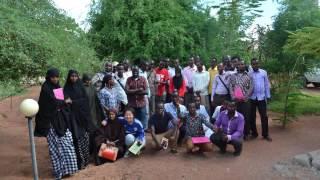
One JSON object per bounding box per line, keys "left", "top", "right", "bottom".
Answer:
{"left": 155, "top": 60, "right": 169, "bottom": 103}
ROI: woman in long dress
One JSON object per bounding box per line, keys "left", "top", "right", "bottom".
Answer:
{"left": 34, "top": 68, "right": 78, "bottom": 179}
{"left": 64, "top": 70, "right": 93, "bottom": 170}
{"left": 94, "top": 109, "right": 125, "bottom": 165}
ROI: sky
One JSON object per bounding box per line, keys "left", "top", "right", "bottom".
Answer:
{"left": 52, "top": 0, "right": 280, "bottom": 34}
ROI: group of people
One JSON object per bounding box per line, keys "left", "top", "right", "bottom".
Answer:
{"left": 34, "top": 55, "right": 272, "bottom": 179}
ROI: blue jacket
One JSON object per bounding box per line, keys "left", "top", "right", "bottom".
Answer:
{"left": 118, "top": 117, "right": 145, "bottom": 141}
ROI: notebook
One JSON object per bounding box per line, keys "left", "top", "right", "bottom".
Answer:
{"left": 191, "top": 137, "right": 210, "bottom": 144}
{"left": 128, "top": 141, "right": 143, "bottom": 155}
{"left": 53, "top": 88, "right": 64, "bottom": 100}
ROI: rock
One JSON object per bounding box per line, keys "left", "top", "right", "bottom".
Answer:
{"left": 273, "top": 163, "right": 293, "bottom": 177}
{"left": 312, "top": 159, "right": 320, "bottom": 170}
{"left": 293, "top": 154, "right": 311, "bottom": 168}
{"left": 308, "top": 150, "right": 320, "bottom": 160}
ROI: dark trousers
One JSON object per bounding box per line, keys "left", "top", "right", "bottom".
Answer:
{"left": 250, "top": 99, "right": 269, "bottom": 138}
{"left": 236, "top": 101, "right": 250, "bottom": 137}
{"left": 211, "top": 94, "right": 230, "bottom": 113}
{"left": 210, "top": 133, "right": 242, "bottom": 154}
{"left": 134, "top": 106, "right": 147, "bottom": 130}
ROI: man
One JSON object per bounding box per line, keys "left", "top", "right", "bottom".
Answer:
{"left": 125, "top": 66, "right": 148, "bottom": 130}
{"left": 92, "top": 61, "right": 113, "bottom": 91}
{"left": 183, "top": 57, "right": 197, "bottom": 105}
{"left": 115, "top": 64, "right": 127, "bottom": 88}
{"left": 164, "top": 91, "right": 187, "bottom": 144}
{"left": 211, "top": 63, "right": 231, "bottom": 111}
{"left": 194, "top": 95, "right": 213, "bottom": 138}
{"left": 229, "top": 61, "right": 253, "bottom": 139}
{"left": 210, "top": 101, "right": 244, "bottom": 156}
{"left": 155, "top": 60, "right": 169, "bottom": 102}
{"left": 211, "top": 99, "right": 228, "bottom": 124}
{"left": 185, "top": 102, "right": 214, "bottom": 153}
{"left": 222, "top": 56, "right": 233, "bottom": 72}
{"left": 168, "top": 58, "right": 181, "bottom": 78}
{"left": 122, "top": 59, "right": 132, "bottom": 79}
{"left": 139, "top": 60, "right": 151, "bottom": 121}
{"left": 231, "top": 56, "right": 240, "bottom": 72}
{"left": 249, "top": 58, "right": 272, "bottom": 141}
{"left": 208, "top": 58, "right": 218, "bottom": 112}
{"left": 192, "top": 62, "right": 210, "bottom": 113}
{"left": 147, "top": 61, "right": 157, "bottom": 114}
{"left": 150, "top": 102, "right": 178, "bottom": 153}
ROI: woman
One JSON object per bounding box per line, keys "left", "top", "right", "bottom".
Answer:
{"left": 98, "top": 74, "right": 128, "bottom": 116}
{"left": 94, "top": 109, "right": 125, "bottom": 165}
{"left": 64, "top": 70, "right": 93, "bottom": 170}
{"left": 185, "top": 102, "right": 214, "bottom": 153}
{"left": 34, "top": 68, "right": 78, "bottom": 179}
{"left": 118, "top": 108, "right": 145, "bottom": 157}
{"left": 169, "top": 68, "right": 186, "bottom": 98}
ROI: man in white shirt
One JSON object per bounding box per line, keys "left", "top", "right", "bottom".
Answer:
{"left": 183, "top": 57, "right": 197, "bottom": 105}
{"left": 211, "top": 63, "right": 231, "bottom": 110}
{"left": 192, "top": 62, "right": 210, "bottom": 113}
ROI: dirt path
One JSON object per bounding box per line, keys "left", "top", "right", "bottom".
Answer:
{"left": 0, "top": 87, "right": 319, "bottom": 180}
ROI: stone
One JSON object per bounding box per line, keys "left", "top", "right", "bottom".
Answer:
{"left": 308, "top": 150, "right": 320, "bottom": 160}
{"left": 293, "top": 154, "right": 311, "bottom": 168}
{"left": 312, "top": 159, "right": 320, "bottom": 170}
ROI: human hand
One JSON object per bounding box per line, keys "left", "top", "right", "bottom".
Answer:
{"left": 223, "top": 135, "right": 228, "bottom": 142}
{"left": 65, "top": 98, "right": 72, "bottom": 104}
{"left": 101, "top": 120, "right": 107, "bottom": 126}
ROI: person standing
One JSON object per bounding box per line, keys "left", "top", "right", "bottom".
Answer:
{"left": 155, "top": 60, "right": 170, "bottom": 103}
{"left": 211, "top": 63, "right": 231, "bottom": 111}
{"left": 192, "top": 62, "right": 210, "bottom": 113}
{"left": 208, "top": 58, "right": 218, "bottom": 113}
{"left": 34, "top": 68, "right": 78, "bottom": 179}
{"left": 147, "top": 61, "right": 157, "bottom": 114}
{"left": 92, "top": 61, "right": 113, "bottom": 91}
{"left": 182, "top": 57, "right": 197, "bottom": 105}
{"left": 125, "top": 66, "right": 148, "bottom": 130}
{"left": 169, "top": 68, "right": 187, "bottom": 98}
{"left": 210, "top": 101, "right": 244, "bottom": 156}
{"left": 249, "top": 58, "right": 272, "bottom": 141}
{"left": 64, "top": 70, "right": 93, "bottom": 170}
{"left": 122, "top": 59, "right": 132, "bottom": 80}
{"left": 229, "top": 61, "right": 253, "bottom": 140}
{"left": 115, "top": 64, "right": 127, "bottom": 88}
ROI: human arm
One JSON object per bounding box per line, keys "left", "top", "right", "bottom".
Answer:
{"left": 265, "top": 71, "right": 271, "bottom": 99}
{"left": 230, "top": 116, "right": 245, "bottom": 141}
{"left": 211, "top": 76, "right": 218, "bottom": 101}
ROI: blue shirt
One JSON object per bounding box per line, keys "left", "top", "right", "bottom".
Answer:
{"left": 196, "top": 105, "right": 210, "bottom": 122}
{"left": 249, "top": 69, "right": 271, "bottom": 101}
{"left": 118, "top": 117, "right": 145, "bottom": 141}
{"left": 164, "top": 102, "right": 187, "bottom": 123}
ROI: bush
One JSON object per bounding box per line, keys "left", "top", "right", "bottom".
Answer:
{"left": 0, "top": 81, "right": 25, "bottom": 100}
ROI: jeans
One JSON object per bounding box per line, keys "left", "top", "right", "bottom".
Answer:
{"left": 250, "top": 99, "right": 269, "bottom": 137}
{"left": 134, "top": 106, "right": 148, "bottom": 130}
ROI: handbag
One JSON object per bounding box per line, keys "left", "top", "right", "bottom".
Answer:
{"left": 98, "top": 143, "right": 119, "bottom": 161}
{"left": 234, "top": 86, "right": 245, "bottom": 101}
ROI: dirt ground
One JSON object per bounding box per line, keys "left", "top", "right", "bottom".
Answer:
{"left": 0, "top": 86, "right": 319, "bottom": 180}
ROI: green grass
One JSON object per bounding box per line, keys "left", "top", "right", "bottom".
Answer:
{"left": 0, "top": 81, "right": 26, "bottom": 100}
{"left": 269, "top": 91, "right": 320, "bottom": 116}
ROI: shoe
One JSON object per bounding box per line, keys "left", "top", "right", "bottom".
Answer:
{"left": 263, "top": 136, "right": 272, "bottom": 142}
{"left": 251, "top": 134, "right": 258, "bottom": 139}
{"left": 170, "top": 149, "right": 178, "bottom": 154}
{"left": 233, "top": 151, "right": 241, "bottom": 156}
{"left": 124, "top": 150, "right": 130, "bottom": 158}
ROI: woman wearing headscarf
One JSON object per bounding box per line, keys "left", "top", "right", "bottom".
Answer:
{"left": 64, "top": 70, "right": 93, "bottom": 170}
{"left": 169, "top": 68, "right": 187, "bottom": 98}
{"left": 34, "top": 68, "right": 78, "bottom": 179}
{"left": 94, "top": 109, "right": 125, "bottom": 165}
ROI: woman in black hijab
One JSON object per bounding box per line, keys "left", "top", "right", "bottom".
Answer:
{"left": 64, "top": 70, "right": 93, "bottom": 170}
{"left": 34, "top": 68, "right": 78, "bottom": 179}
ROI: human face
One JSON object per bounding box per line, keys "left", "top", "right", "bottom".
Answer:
{"left": 251, "top": 60, "right": 259, "bottom": 72}
{"left": 70, "top": 73, "right": 78, "bottom": 83}
{"left": 172, "top": 93, "right": 180, "bottom": 105}
{"left": 217, "top": 64, "right": 224, "bottom": 74}
{"left": 175, "top": 69, "right": 181, "bottom": 77}
{"left": 105, "top": 63, "right": 113, "bottom": 72}
{"left": 197, "top": 63, "right": 203, "bottom": 72}
{"left": 194, "top": 96, "right": 201, "bottom": 109}
{"left": 109, "top": 111, "right": 116, "bottom": 121}
{"left": 117, "top": 65, "right": 124, "bottom": 77}
{"left": 211, "top": 59, "right": 217, "bottom": 68}
{"left": 159, "top": 61, "right": 165, "bottom": 69}
{"left": 156, "top": 103, "right": 164, "bottom": 115}
{"left": 231, "top": 58, "right": 239, "bottom": 68}
{"left": 188, "top": 103, "right": 197, "bottom": 116}
{"left": 107, "top": 79, "right": 114, "bottom": 87}
{"left": 140, "top": 62, "right": 147, "bottom": 71}
{"left": 173, "top": 59, "right": 179, "bottom": 68}
{"left": 132, "top": 68, "right": 139, "bottom": 78}
{"left": 227, "top": 102, "right": 236, "bottom": 116}
{"left": 123, "top": 60, "right": 129, "bottom": 71}
{"left": 164, "top": 58, "right": 170, "bottom": 68}
{"left": 124, "top": 110, "right": 134, "bottom": 124}
{"left": 50, "top": 76, "right": 59, "bottom": 85}
{"left": 83, "top": 80, "right": 90, "bottom": 86}
{"left": 188, "top": 58, "right": 194, "bottom": 67}
{"left": 238, "top": 61, "right": 246, "bottom": 72}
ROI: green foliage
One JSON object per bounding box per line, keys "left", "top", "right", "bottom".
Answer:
{"left": 0, "top": 81, "right": 25, "bottom": 99}
{"left": 89, "top": 0, "right": 265, "bottom": 63}
{"left": 0, "top": 0, "right": 100, "bottom": 81}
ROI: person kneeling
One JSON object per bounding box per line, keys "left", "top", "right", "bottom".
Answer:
{"left": 118, "top": 108, "right": 146, "bottom": 157}
{"left": 185, "top": 103, "right": 214, "bottom": 153}
{"left": 95, "top": 109, "right": 125, "bottom": 165}
{"left": 150, "top": 102, "right": 178, "bottom": 153}
{"left": 210, "top": 101, "right": 244, "bottom": 156}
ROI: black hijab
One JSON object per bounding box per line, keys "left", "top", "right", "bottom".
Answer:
{"left": 173, "top": 68, "right": 183, "bottom": 90}
{"left": 34, "top": 68, "right": 68, "bottom": 137}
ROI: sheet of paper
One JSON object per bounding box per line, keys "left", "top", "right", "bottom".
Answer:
{"left": 53, "top": 88, "right": 64, "bottom": 100}
{"left": 128, "top": 141, "right": 143, "bottom": 155}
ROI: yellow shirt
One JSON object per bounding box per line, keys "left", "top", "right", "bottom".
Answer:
{"left": 208, "top": 66, "right": 218, "bottom": 95}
